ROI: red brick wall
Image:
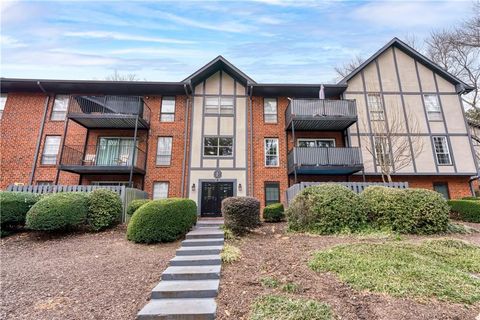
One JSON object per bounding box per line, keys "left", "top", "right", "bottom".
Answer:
{"left": 143, "top": 95, "right": 189, "bottom": 199}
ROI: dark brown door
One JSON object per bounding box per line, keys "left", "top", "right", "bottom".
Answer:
{"left": 201, "top": 182, "right": 234, "bottom": 217}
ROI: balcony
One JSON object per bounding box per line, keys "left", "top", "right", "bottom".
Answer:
{"left": 58, "top": 144, "right": 146, "bottom": 174}
{"left": 67, "top": 95, "right": 151, "bottom": 129}
{"left": 285, "top": 99, "right": 357, "bottom": 131}
{"left": 287, "top": 147, "right": 363, "bottom": 175}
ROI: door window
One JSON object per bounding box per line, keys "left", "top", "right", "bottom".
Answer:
{"left": 96, "top": 138, "right": 137, "bottom": 166}
{"left": 297, "top": 139, "right": 335, "bottom": 148}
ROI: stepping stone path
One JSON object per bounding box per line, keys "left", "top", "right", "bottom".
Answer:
{"left": 137, "top": 219, "right": 224, "bottom": 319}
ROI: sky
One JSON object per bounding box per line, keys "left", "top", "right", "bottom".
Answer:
{"left": 0, "top": 0, "right": 473, "bottom": 83}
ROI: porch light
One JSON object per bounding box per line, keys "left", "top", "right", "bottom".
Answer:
{"left": 238, "top": 183, "right": 242, "bottom": 192}
{"left": 191, "top": 183, "right": 196, "bottom": 192}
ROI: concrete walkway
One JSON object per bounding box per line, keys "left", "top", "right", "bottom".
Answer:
{"left": 137, "top": 219, "right": 224, "bottom": 319}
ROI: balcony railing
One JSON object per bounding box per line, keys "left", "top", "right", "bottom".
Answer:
{"left": 67, "top": 95, "right": 151, "bottom": 129}
{"left": 285, "top": 99, "right": 357, "bottom": 130}
{"left": 59, "top": 144, "right": 147, "bottom": 174}
{"left": 288, "top": 147, "right": 363, "bottom": 175}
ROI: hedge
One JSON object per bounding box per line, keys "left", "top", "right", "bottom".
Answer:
{"left": 263, "top": 203, "right": 285, "bottom": 222}
{"left": 127, "top": 199, "right": 151, "bottom": 216}
{"left": 286, "top": 184, "right": 366, "bottom": 234}
{"left": 222, "top": 197, "right": 261, "bottom": 235}
{"left": 361, "top": 186, "right": 404, "bottom": 228}
{"left": 26, "top": 193, "right": 89, "bottom": 231}
{"left": 127, "top": 198, "right": 197, "bottom": 243}
{"left": 448, "top": 200, "right": 480, "bottom": 223}
{"left": 87, "top": 189, "right": 122, "bottom": 231}
{"left": 0, "top": 192, "right": 41, "bottom": 227}
{"left": 461, "top": 197, "right": 480, "bottom": 201}
{"left": 394, "top": 189, "right": 449, "bottom": 234}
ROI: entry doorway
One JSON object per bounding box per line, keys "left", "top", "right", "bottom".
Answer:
{"left": 200, "top": 181, "right": 234, "bottom": 217}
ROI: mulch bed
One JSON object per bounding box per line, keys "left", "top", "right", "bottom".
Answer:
{"left": 217, "top": 222, "right": 480, "bottom": 320}
{"left": 0, "top": 226, "right": 178, "bottom": 320}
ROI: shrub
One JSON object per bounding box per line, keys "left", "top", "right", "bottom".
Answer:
{"left": 286, "top": 184, "right": 366, "bottom": 234}
{"left": 26, "top": 193, "right": 89, "bottom": 231}
{"left": 263, "top": 203, "right": 285, "bottom": 222}
{"left": 127, "top": 198, "right": 197, "bottom": 243}
{"left": 394, "top": 188, "right": 449, "bottom": 234}
{"left": 0, "top": 192, "right": 41, "bottom": 227}
{"left": 221, "top": 244, "right": 241, "bottom": 264}
{"left": 222, "top": 196, "right": 260, "bottom": 236}
{"left": 127, "top": 199, "right": 150, "bottom": 216}
{"left": 448, "top": 200, "right": 480, "bottom": 223}
{"left": 87, "top": 189, "right": 122, "bottom": 231}
{"left": 361, "top": 186, "right": 404, "bottom": 228}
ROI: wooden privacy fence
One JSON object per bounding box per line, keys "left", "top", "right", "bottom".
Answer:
{"left": 6, "top": 184, "right": 148, "bottom": 223}
{"left": 285, "top": 181, "right": 409, "bottom": 205}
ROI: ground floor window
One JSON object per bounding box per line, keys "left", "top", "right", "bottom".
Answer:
{"left": 36, "top": 181, "right": 53, "bottom": 185}
{"left": 153, "top": 182, "right": 169, "bottom": 199}
{"left": 92, "top": 181, "right": 129, "bottom": 186}
{"left": 265, "top": 182, "right": 280, "bottom": 206}
{"left": 433, "top": 182, "right": 450, "bottom": 199}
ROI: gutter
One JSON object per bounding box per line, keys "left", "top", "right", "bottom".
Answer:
{"left": 29, "top": 81, "right": 49, "bottom": 184}
{"left": 181, "top": 83, "right": 191, "bottom": 197}
{"left": 248, "top": 84, "right": 254, "bottom": 196}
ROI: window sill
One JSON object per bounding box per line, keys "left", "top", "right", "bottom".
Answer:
{"left": 39, "top": 164, "right": 57, "bottom": 168}
{"left": 155, "top": 165, "right": 172, "bottom": 168}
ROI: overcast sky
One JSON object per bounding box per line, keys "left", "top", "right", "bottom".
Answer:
{"left": 0, "top": 0, "right": 472, "bottom": 83}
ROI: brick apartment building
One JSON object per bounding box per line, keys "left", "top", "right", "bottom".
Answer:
{"left": 0, "top": 38, "right": 477, "bottom": 216}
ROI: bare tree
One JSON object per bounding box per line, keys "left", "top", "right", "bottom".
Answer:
{"left": 362, "top": 100, "right": 424, "bottom": 183}
{"left": 455, "top": 0, "right": 480, "bottom": 48}
{"left": 105, "top": 69, "right": 143, "bottom": 81}
{"left": 403, "top": 32, "right": 424, "bottom": 52}
{"left": 334, "top": 55, "right": 364, "bottom": 79}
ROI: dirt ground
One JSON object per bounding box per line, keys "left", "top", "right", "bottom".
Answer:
{"left": 0, "top": 226, "right": 178, "bottom": 320}
{"left": 217, "top": 222, "right": 480, "bottom": 320}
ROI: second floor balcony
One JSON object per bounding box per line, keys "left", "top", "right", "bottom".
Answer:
{"left": 58, "top": 142, "right": 146, "bottom": 175}
{"left": 288, "top": 147, "right": 363, "bottom": 175}
{"left": 67, "top": 95, "right": 151, "bottom": 129}
{"left": 285, "top": 99, "right": 357, "bottom": 131}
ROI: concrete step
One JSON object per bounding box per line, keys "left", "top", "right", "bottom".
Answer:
{"left": 196, "top": 220, "right": 224, "bottom": 227}
{"left": 176, "top": 246, "right": 223, "bottom": 256}
{"left": 151, "top": 280, "right": 219, "bottom": 299}
{"left": 186, "top": 228, "right": 224, "bottom": 239}
{"left": 170, "top": 255, "right": 221, "bottom": 267}
{"left": 161, "top": 265, "right": 221, "bottom": 281}
{"left": 137, "top": 298, "right": 216, "bottom": 320}
{"left": 182, "top": 238, "right": 224, "bottom": 247}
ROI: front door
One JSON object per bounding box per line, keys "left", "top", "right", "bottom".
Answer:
{"left": 201, "top": 182, "right": 234, "bottom": 217}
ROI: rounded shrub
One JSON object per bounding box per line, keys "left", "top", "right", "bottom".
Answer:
{"left": 286, "top": 184, "right": 366, "bottom": 234}
{"left": 361, "top": 186, "right": 404, "bottom": 227}
{"left": 263, "top": 203, "right": 285, "bottom": 222}
{"left": 394, "top": 188, "right": 449, "bottom": 234}
{"left": 26, "top": 193, "right": 89, "bottom": 232}
{"left": 448, "top": 200, "right": 480, "bottom": 223}
{"left": 0, "top": 192, "right": 41, "bottom": 227}
{"left": 127, "top": 198, "right": 197, "bottom": 243}
{"left": 87, "top": 189, "right": 122, "bottom": 231}
{"left": 222, "top": 196, "right": 261, "bottom": 236}
{"left": 127, "top": 199, "right": 151, "bottom": 216}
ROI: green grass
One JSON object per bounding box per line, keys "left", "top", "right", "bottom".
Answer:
{"left": 250, "top": 295, "right": 333, "bottom": 320}
{"left": 309, "top": 239, "right": 480, "bottom": 304}
{"left": 221, "top": 244, "right": 241, "bottom": 264}
{"left": 260, "top": 276, "right": 280, "bottom": 288}
{"left": 280, "top": 282, "right": 301, "bottom": 293}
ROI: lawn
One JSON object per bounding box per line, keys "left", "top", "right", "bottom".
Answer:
{"left": 217, "top": 222, "right": 480, "bottom": 320}
{"left": 0, "top": 226, "right": 178, "bottom": 319}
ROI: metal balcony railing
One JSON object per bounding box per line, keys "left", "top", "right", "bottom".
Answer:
{"left": 287, "top": 147, "right": 363, "bottom": 174}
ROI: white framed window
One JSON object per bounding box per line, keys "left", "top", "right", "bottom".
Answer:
{"left": 264, "top": 138, "right": 279, "bottom": 167}
{"left": 433, "top": 136, "right": 452, "bottom": 165}
{"left": 161, "top": 97, "right": 175, "bottom": 122}
{"left": 373, "top": 136, "right": 391, "bottom": 166}
{"left": 424, "top": 94, "right": 442, "bottom": 121}
{"left": 367, "top": 93, "right": 384, "bottom": 121}
{"left": 153, "top": 182, "right": 169, "bottom": 199}
{"left": 264, "top": 98, "right": 277, "bottom": 123}
{"left": 0, "top": 94, "right": 7, "bottom": 119}
{"left": 204, "top": 96, "right": 234, "bottom": 115}
{"left": 297, "top": 139, "right": 335, "bottom": 148}
{"left": 203, "top": 137, "right": 233, "bottom": 157}
{"left": 156, "top": 137, "right": 172, "bottom": 166}
{"left": 51, "top": 95, "right": 69, "bottom": 121}
{"left": 41, "top": 136, "right": 61, "bottom": 165}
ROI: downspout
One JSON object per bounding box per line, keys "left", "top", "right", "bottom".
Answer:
{"left": 469, "top": 176, "right": 478, "bottom": 197}
{"left": 248, "top": 84, "right": 254, "bottom": 196}
{"left": 181, "top": 83, "right": 191, "bottom": 197}
{"left": 29, "top": 81, "right": 50, "bottom": 185}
